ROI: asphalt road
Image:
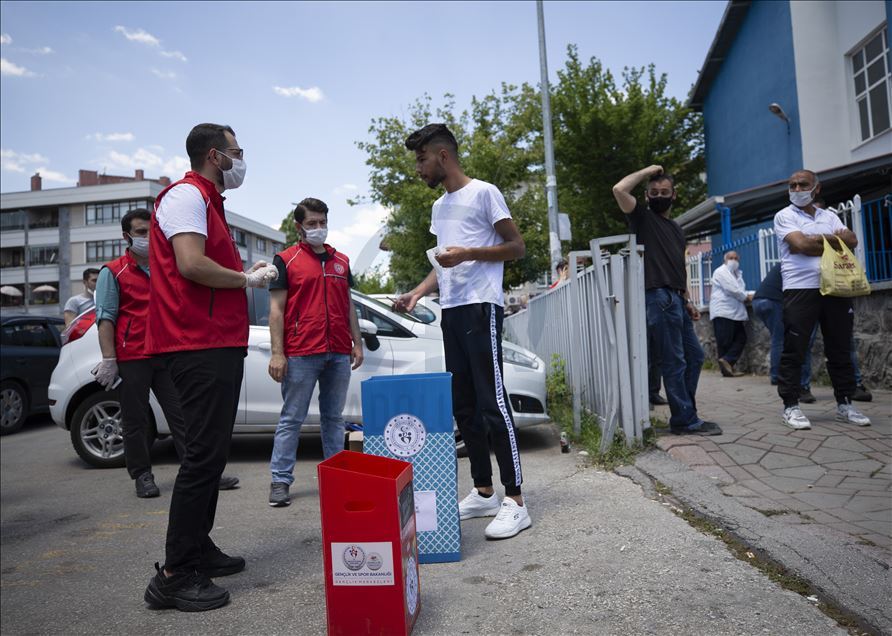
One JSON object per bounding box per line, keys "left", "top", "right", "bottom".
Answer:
{"left": 1, "top": 415, "right": 844, "bottom": 635}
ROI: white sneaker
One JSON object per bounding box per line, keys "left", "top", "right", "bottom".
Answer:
{"left": 836, "top": 403, "right": 871, "bottom": 426}
{"left": 484, "top": 498, "right": 532, "bottom": 540}
{"left": 458, "top": 488, "right": 501, "bottom": 520}
{"left": 782, "top": 406, "right": 811, "bottom": 430}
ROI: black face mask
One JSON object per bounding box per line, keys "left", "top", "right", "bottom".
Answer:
{"left": 647, "top": 196, "right": 673, "bottom": 215}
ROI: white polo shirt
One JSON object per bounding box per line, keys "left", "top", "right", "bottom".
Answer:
{"left": 774, "top": 204, "right": 845, "bottom": 291}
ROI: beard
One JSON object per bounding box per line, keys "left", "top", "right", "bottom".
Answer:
{"left": 423, "top": 167, "right": 446, "bottom": 189}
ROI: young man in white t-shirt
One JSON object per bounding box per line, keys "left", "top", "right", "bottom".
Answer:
{"left": 394, "top": 124, "right": 531, "bottom": 540}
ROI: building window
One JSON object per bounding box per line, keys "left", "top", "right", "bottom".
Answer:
{"left": 86, "top": 240, "right": 124, "bottom": 262}
{"left": 29, "top": 245, "right": 59, "bottom": 266}
{"left": 1, "top": 247, "right": 25, "bottom": 268}
{"left": 86, "top": 200, "right": 149, "bottom": 225}
{"left": 233, "top": 229, "right": 248, "bottom": 247}
{"left": 255, "top": 237, "right": 267, "bottom": 252}
{"left": 1, "top": 210, "right": 27, "bottom": 231}
{"left": 851, "top": 28, "right": 891, "bottom": 142}
{"left": 0, "top": 284, "right": 25, "bottom": 307}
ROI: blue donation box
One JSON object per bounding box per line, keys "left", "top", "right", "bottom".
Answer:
{"left": 362, "top": 373, "right": 461, "bottom": 563}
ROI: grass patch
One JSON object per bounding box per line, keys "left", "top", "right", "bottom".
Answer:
{"left": 701, "top": 358, "right": 717, "bottom": 371}
{"left": 654, "top": 481, "right": 876, "bottom": 636}
{"left": 547, "top": 355, "right": 655, "bottom": 470}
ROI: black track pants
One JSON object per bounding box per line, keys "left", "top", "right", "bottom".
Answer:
{"left": 442, "top": 302, "right": 523, "bottom": 497}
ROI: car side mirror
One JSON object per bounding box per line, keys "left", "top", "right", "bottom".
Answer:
{"left": 358, "top": 318, "right": 380, "bottom": 351}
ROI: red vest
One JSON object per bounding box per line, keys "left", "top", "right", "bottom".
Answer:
{"left": 279, "top": 243, "right": 353, "bottom": 357}
{"left": 103, "top": 250, "right": 150, "bottom": 362}
{"left": 145, "top": 172, "right": 248, "bottom": 354}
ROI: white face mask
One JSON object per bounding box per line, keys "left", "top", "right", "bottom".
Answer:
{"left": 304, "top": 228, "right": 328, "bottom": 247}
{"left": 128, "top": 235, "right": 149, "bottom": 257}
{"left": 789, "top": 187, "right": 815, "bottom": 208}
{"left": 726, "top": 259, "right": 740, "bottom": 274}
{"left": 217, "top": 151, "right": 246, "bottom": 190}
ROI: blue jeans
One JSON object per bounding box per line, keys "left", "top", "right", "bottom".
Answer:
{"left": 270, "top": 353, "right": 351, "bottom": 485}
{"left": 645, "top": 288, "right": 704, "bottom": 429}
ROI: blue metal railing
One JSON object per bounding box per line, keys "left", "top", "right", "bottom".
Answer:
{"left": 862, "top": 195, "right": 891, "bottom": 283}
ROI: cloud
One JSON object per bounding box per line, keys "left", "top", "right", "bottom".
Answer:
{"left": 326, "top": 203, "right": 390, "bottom": 261}
{"left": 1, "top": 58, "right": 35, "bottom": 77}
{"left": 0, "top": 34, "right": 11, "bottom": 45}
{"left": 160, "top": 50, "right": 187, "bottom": 62}
{"left": 1, "top": 149, "right": 49, "bottom": 172}
{"left": 114, "top": 26, "right": 160, "bottom": 47}
{"left": 101, "top": 147, "right": 188, "bottom": 177}
{"left": 22, "top": 46, "right": 54, "bottom": 55}
{"left": 272, "top": 85, "right": 324, "bottom": 102}
{"left": 87, "top": 132, "right": 135, "bottom": 142}
{"left": 150, "top": 68, "right": 177, "bottom": 80}
{"left": 333, "top": 183, "right": 358, "bottom": 196}
{"left": 35, "top": 167, "right": 73, "bottom": 184}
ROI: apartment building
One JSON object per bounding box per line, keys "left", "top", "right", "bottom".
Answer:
{"left": 0, "top": 169, "right": 286, "bottom": 314}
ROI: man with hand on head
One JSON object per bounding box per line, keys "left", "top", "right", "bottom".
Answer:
{"left": 773, "top": 169, "right": 870, "bottom": 431}
{"left": 709, "top": 251, "right": 752, "bottom": 378}
{"left": 266, "top": 197, "right": 364, "bottom": 508}
{"left": 613, "top": 165, "right": 720, "bottom": 436}
{"left": 92, "top": 208, "right": 239, "bottom": 499}
{"left": 143, "top": 123, "right": 277, "bottom": 612}
{"left": 394, "top": 123, "right": 531, "bottom": 540}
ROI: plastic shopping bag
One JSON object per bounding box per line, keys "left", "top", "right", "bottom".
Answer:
{"left": 819, "top": 236, "right": 871, "bottom": 297}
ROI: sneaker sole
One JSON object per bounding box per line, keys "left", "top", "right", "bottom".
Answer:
{"left": 136, "top": 490, "right": 160, "bottom": 498}
{"left": 144, "top": 583, "right": 230, "bottom": 612}
{"left": 459, "top": 507, "right": 500, "bottom": 521}
{"left": 268, "top": 500, "right": 291, "bottom": 507}
{"left": 782, "top": 419, "right": 811, "bottom": 430}
{"left": 198, "top": 563, "right": 246, "bottom": 578}
{"left": 485, "top": 518, "right": 532, "bottom": 540}
{"left": 835, "top": 414, "right": 871, "bottom": 427}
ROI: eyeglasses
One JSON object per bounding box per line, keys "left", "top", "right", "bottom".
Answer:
{"left": 217, "top": 147, "right": 244, "bottom": 160}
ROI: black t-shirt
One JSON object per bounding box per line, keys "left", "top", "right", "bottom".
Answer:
{"left": 753, "top": 263, "right": 782, "bottom": 302}
{"left": 270, "top": 247, "right": 354, "bottom": 291}
{"left": 626, "top": 203, "right": 687, "bottom": 291}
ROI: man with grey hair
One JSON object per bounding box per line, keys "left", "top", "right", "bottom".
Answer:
{"left": 709, "top": 251, "right": 751, "bottom": 377}
{"left": 773, "top": 169, "right": 870, "bottom": 430}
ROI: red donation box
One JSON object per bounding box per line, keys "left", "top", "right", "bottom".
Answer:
{"left": 318, "top": 451, "right": 420, "bottom": 635}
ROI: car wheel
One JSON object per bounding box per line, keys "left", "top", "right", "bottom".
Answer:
{"left": 0, "top": 380, "right": 28, "bottom": 436}
{"left": 70, "top": 392, "right": 126, "bottom": 468}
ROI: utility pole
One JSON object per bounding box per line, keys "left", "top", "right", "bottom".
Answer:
{"left": 537, "top": 0, "right": 562, "bottom": 281}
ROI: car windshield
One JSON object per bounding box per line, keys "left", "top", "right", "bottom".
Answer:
{"left": 355, "top": 291, "right": 423, "bottom": 323}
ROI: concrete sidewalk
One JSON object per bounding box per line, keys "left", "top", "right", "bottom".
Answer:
{"left": 652, "top": 371, "right": 891, "bottom": 553}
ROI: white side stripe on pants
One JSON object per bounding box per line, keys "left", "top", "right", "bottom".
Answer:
{"left": 489, "top": 303, "right": 522, "bottom": 486}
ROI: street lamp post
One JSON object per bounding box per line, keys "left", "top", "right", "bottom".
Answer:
{"left": 537, "top": 0, "right": 562, "bottom": 282}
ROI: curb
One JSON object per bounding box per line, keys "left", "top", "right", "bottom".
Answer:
{"left": 622, "top": 449, "right": 892, "bottom": 635}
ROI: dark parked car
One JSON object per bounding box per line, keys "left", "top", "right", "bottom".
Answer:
{"left": 1, "top": 314, "right": 64, "bottom": 435}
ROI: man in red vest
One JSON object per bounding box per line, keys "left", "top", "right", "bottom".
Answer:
{"left": 266, "top": 197, "right": 364, "bottom": 507}
{"left": 92, "top": 208, "right": 239, "bottom": 498}
{"left": 143, "top": 124, "right": 277, "bottom": 612}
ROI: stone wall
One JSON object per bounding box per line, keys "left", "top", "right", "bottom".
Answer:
{"left": 692, "top": 286, "right": 891, "bottom": 389}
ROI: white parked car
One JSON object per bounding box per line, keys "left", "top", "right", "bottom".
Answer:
{"left": 49, "top": 289, "right": 549, "bottom": 468}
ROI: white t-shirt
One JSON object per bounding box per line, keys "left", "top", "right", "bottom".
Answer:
{"left": 774, "top": 204, "right": 846, "bottom": 290}
{"left": 709, "top": 263, "right": 747, "bottom": 321}
{"left": 155, "top": 184, "right": 208, "bottom": 239}
{"left": 429, "top": 179, "right": 512, "bottom": 309}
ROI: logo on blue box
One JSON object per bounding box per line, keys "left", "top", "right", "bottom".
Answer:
{"left": 384, "top": 414, "right": 427, "bottom": 457}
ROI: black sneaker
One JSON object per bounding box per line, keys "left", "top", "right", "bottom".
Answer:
{"left": 799, "top": 387, "right": 817, "bottom": 404}
{"left": 718, "top": 359, "right": 734, "bottom": 377}
{"left": 670, "top": 420, "right": 723, "bottom": 436}
{"left": 144, "top": 563, "right": 230, "bottom": 612}
{"left": 135, "top": 473, "right": 160, "bottom": 498}
{"left": 218, "top": 475, "right": 240, "bottom": 491}
{"left": 199, "top": 548, "right": 245, "bottom": 577}
{"left": 852, "top": 385, "right": 872, "bottom": 402}
{"left": 269, "top": 482, "right": 290, "bottom": 507}
{"left": 649, "top": 393, "right": 668, "bottom": 406}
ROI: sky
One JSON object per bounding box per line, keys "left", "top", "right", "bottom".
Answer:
{"left": 0, "top": 0, "right": 727, "bottom": 266}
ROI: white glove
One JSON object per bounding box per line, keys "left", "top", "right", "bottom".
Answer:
{"left": 246, "top": 260, "right": 269, "bottom": 275}
{"left": 244, "top": 264, "right": 279, "bottom": 288}
{"left": 91, "top": 358, "right": 120, "bottom": 391}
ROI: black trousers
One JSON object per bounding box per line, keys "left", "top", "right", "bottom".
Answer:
{"left": 118, "top": 357, "right": 186, "bottom": 480}
{"left": 712, "top": 317, "right": 748, "bottom": 365}
{"left": 162, "top": 347, "right": 245, "bottom": 571}
{"left": 442, "top": 303, "right": 523, "bottom": 497}
{"left": 778, "top": 289, "right": 855, "bottom": 407}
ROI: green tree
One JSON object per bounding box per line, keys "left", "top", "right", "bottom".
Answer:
{"left": 277, "top": 211, "right": 299, "bottom": 247}
{"left": 353, "top": 266, "right": 395, "bottom": 295}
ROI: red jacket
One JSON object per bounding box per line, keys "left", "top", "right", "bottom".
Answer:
{"left": 103, "top": 250, "right": 150, "bottom": 362}
{"left": 146, "top": 171, "right": 248, "bottom": 354}
{"left": 278, "top": 243, "right": 353, "bottom": 357}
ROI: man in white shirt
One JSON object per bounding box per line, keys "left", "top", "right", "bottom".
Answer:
{"left": 773, "top": 169, "right": 870, "bottom": 431}
{"left": 63, "top": 268, "right": 99, "bottom": 326}
{"left": 709, "top": 251, "right": 751, "bottom": 377}
{"left": 394, "top": 123, "right": 531, "bottom": 540}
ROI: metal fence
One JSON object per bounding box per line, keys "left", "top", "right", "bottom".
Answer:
{"left": 503, "top": 235, "right": 649, "bottom": 451}
{"left": 862, "top": 194, "right": 892, "bottom": 283}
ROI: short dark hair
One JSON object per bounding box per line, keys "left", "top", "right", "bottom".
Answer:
{"left": 121, "top": 208, "right": 151, "bottom": 233}
{"left": 647, "top": 173, "right": 675, "bottom": 190}
{"left": 83, "top": 268, "right": 100, "bottom": 281}
{"left": 293, "top": 198, "right": 329, "bottom": 224}
{"left": 405, "top": 123, "right": 458, "bottom": 156}
{"left": 186, "top": 123, "right": 235, "bottom": 170}
{"left": 556, "top": 259, "right": 568, "bottom": 273}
